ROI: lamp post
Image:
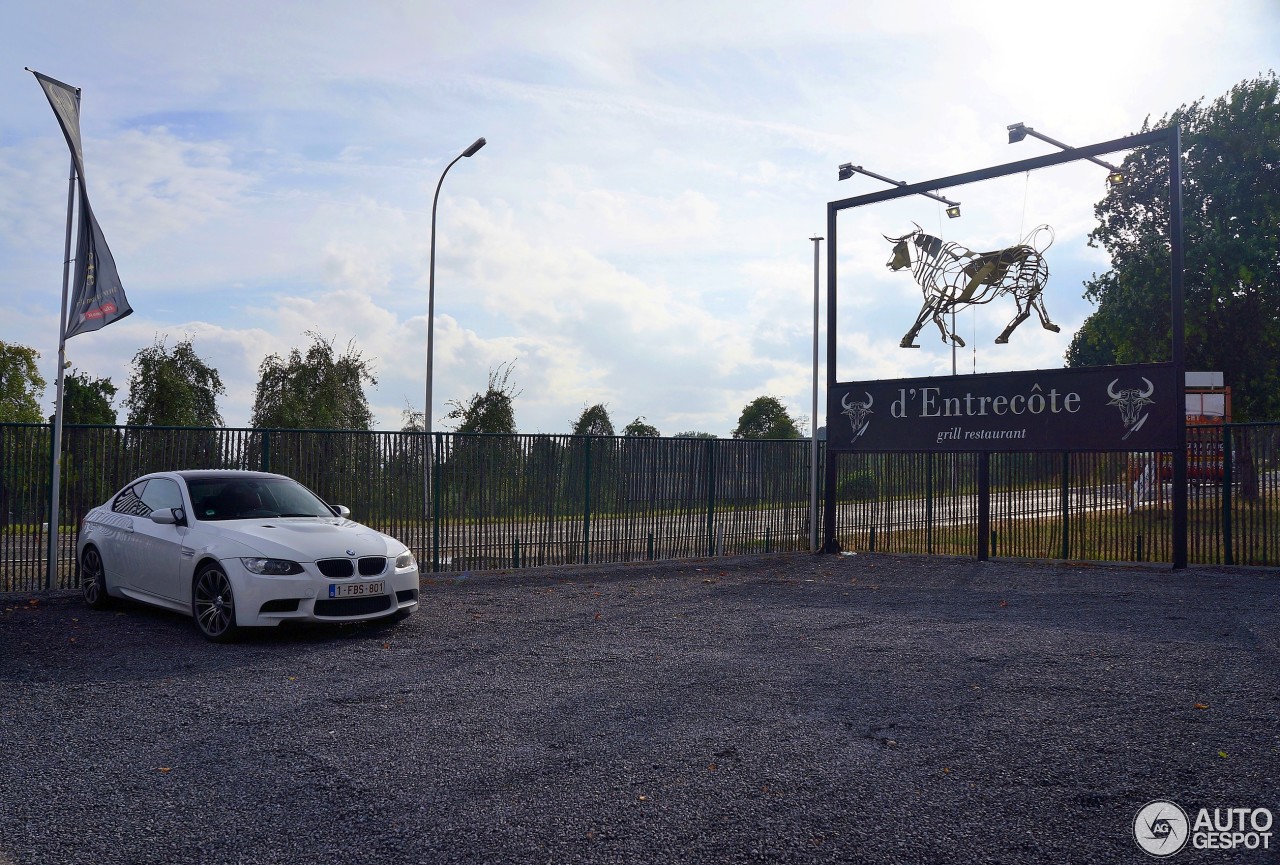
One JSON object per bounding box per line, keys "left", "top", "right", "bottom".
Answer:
{"left": 424, "top": 136, "right": 485, "bottom": 556}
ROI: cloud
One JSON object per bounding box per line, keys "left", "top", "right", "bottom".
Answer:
{"left": 3, "top": 0, "right": 1276, "bottom": 439}
{"left": 90, "top": 128, "right": 252, "bottom": 249}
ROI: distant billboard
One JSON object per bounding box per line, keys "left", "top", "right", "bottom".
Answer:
{"left": 828, "top": 363, "right": 1179, "bottom": 453}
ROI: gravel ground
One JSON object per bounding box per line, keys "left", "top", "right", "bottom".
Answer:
{"left": 1, "top": 552, "right": 1278, "bottom": 865}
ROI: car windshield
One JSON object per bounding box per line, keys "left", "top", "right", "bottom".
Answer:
{"left": 185, "top": 477, "right": 337, "bottom": 521}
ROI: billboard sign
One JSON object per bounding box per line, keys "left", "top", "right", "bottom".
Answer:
{"left": 828, "top": 362, "right": 1178, "bottom": 453}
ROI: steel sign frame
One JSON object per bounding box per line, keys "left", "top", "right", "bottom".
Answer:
{"left": 823, "top": 127, "right": 1187, "bottom": 566}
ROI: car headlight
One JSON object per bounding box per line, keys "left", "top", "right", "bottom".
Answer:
{"left": 395, "top": 550, "right": 417, "bottom": 570}
{"left": 241, "top": 557, "right": 304, "bottom": 576}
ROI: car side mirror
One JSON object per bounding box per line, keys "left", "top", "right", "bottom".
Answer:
{"left": 150, "top": 507, "right": 186, "bottom": 526}
{"left": 331, "top": 505, "right": 351, "bottom": 519}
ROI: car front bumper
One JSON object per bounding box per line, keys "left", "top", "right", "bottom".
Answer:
{"left": 228, "top": 559, "right": 420, "bottom": 626}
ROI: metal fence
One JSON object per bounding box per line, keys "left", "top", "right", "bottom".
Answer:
{"left": 2, "top": 422, "right": 1277, "bottom": 593}
{"left": 829, "top": 423, "right": 1280, "bottom": 566}
{"left": 0, "top": 425, "right": 817, "bottom": 592}
{"left": 429, "top": 434, "right": 813, "bottom": 572}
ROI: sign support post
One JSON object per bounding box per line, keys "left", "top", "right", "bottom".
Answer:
{"left": 1169, "top": 125, "right": 1188, "bottom": 569}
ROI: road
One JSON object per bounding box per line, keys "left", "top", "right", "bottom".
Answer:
{"left": 2, "top": 553, "right": 1277, "bottom": 864}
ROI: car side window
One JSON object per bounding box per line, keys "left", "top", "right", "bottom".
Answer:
{"left": 112, "top": 481, "right": 152, "bottom": 517}
{"left": 140, "top": 478, "right": 184, "bottom": 514}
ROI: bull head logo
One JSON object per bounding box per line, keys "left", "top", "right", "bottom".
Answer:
{"left": 841, "top": 391, "right": 874, "bottom": 442}
{"left": 1106, "top": 377, "right": 1155, "bottom": 440}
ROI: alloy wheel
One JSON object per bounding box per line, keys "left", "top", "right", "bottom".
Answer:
{"left": 81, "top": 547, "right": 110, "bottom": 610}
{"left": 193, "top": 565, "right": 238, "bottom": 641}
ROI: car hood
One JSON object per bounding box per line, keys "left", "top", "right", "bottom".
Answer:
{"left": 199, "top": 518, "right": 405, "bottom": 562}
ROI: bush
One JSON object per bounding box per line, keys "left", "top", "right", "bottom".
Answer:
{"left": 838, "top": 469, "right": 877, "bottom": 500}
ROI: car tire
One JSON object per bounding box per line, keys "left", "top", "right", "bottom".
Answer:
{"left": 80, "top": 546, "right": 112, "bottom": 610}
{"left": 192, "top": 563, "right": 240, "bottom": 643}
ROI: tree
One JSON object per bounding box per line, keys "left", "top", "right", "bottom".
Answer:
{"left": 0, "top": 341, "right": 47, "bottom": 532}
{"left": 55, "top": 370, "right": 121, "bottom": 522}
{"left": 124, "top": 337, "right": 225, "bottom": 427}
{"left": 440, "top": 362, "right": 522, "bottom": 523}
{"left": 0, "top": 341, "right": 46, "bottom": 423}
{"left": 62, "top": 369, "right": 118, "bottom": 425}
{"left": 572, "top": 403, "right": 615, "bottom": 436}
{"left": 566, "top": 404, "right": 617, "bottom": 511}
{"left": 733, "top": 395, "right": 802, "bottom": 439}
{"left": 252, "top": 332, "right": 377, "bottom": 430}
{"left": 674, "top": 430, "right": 717, "bottom": 439}
{"left": 1066, "top": 73, "right": 1280, "bottom": 421}
{"left": 443, "top": 362, "right": 520, "bottom": 434}
{"left": 399, "top": 400, "right": 426, "bottom": 433}
{"left": 623, "top": 416, "right": 661, "bottom": 437}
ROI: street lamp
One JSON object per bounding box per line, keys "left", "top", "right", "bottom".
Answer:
{"left": 424, "top": 136, "right": 485, "bottom": 551}
{"left": 838, "top": 163, "right": 961, "bottom": 215}
{"left": 1006, "top": 122, "right": 1124, "bottom": 184}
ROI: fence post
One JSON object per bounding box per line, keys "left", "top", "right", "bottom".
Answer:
{"left": 926, "top": 452, "right": 934, "bottom": 555}
{"left": 431, "top": 433, "right": 441, "bottom": 573}
{"left": 977, "top": 452, "right": 990, "bottom": 561}
{"left": 44, "top": 420, "right": 58, "bottom": 591}
{"left": 705, "top": 438, "right": 717, "bottom": 558}
{"left": 1060, "top": 451, "right": 1070, "bottom": 561}
{"left": 261, "top": 430, "right": 271, "bottom": 473}
{"left": 1222, "top": 425, "right": 1233, "bottom": 566}
{"left": 582, "top": 436, "right": 592, "bottom": 565}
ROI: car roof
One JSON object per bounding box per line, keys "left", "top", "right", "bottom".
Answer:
{"left": 173, "top": 470, "right": 291, "bottom": 482}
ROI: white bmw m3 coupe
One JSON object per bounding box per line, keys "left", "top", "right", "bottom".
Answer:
{"left": 76, "top": 470, "right": 420, "bottom": 641}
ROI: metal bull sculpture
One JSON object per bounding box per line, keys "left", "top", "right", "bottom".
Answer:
{"left": 885, "top": 224, "right": 1060, "bottom": 349}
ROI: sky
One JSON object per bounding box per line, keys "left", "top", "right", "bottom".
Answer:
{"left": 1, "top": 0, "right": 1277, "bottom": 436}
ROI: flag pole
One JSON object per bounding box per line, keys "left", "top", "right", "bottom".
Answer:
{"left": 46, "top": 89, "right": 80, "bottom": 592}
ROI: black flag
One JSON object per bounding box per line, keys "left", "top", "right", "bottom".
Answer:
{"left": 32, "top": 70, "right": 133, "bottom": 338}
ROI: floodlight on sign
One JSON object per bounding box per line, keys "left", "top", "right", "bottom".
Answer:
{"left": 1007, "top": 122, "right": 1124, "bottom": 184}
{"left": 838, "top": 162, "right": 961, "bottom": 215}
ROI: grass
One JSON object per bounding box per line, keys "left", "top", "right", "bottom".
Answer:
{"left": 848, "top": 499, "right": 1279, "bottom": 566}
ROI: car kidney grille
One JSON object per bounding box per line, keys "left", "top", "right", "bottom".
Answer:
{"left": 358, "top": 556, "right": 386, "bottom": 576}
{"left": 317, "top": 559, "right": 354, "bottom": 579}
{"left": 314, "top": 595, "right": 392, "bottom": 617}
